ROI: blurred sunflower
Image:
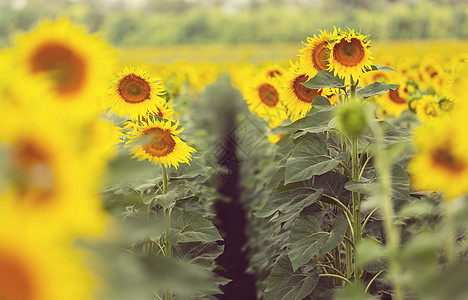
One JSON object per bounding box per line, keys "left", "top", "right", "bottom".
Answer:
{"left": 260, "top": 62, "right": 286, "bottom": 79}
{"left": 14, "top": 20, "right": 117, "bottom": 113}
{"left": 328, "top": 29, "right": 373, "bottom": 82}
{"left": 281, "top": 62, "right": 322, "bottom": 121}
{"left": 409, "top": 119, "right": 468, "bottom": 200}
{"left": 375, "top": 83, "right": 412, "bottom": 117}
{"left": 414, "top": 95, "right": 440, "bottom": 122}
{"left": 125, "top": 119, "right": 196, "bottom": 169}
{"left": 1, "top": 111, "right": 107, "bottom": 236}
{"left": 299, "top": 29, "right": 334, "bottom": 75}
{"left": 244, "top": 73, "right": 288, "bottom": 128}
{"left": 0, "top": 213, "right": 95, "bottom": 300}
{"left": 106, "top": 66, "right": 166, "bottom": 120}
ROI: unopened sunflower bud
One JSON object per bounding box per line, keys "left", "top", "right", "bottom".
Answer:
{"left": 337, "top": 102, "right": 368, "bottom": 137}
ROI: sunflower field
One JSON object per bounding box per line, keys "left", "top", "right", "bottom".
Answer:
{"left": 1, "top": 1, "right": 468, "bottom": 299}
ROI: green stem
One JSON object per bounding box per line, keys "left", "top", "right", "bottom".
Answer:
{"left": 345, "top": 230, "right": 353, "bottom": 278}
{"left": 370, "top": 121, "right": 403, "bottom": 300}
{"left": 162, "top": 165, "right": 173, "bottom": 300}
{"left": 350, "top": 80, "right": 363, "bottom": 281}
{"left": 319, "top": 273, "right": 353, "bottom": 284}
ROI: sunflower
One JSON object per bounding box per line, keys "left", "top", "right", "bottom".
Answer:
{"left": 244, "top": 73, "right": 288, "bottom": 128}
{"left": 14, "top": 20, "right": 117, "bottom": 114}
{"left": 409, "top": 119, "right": 468, "bottom": 200}
{"left": 299, "top": 29, "right": 334, "bottom": 75}
{"left": 281, "top": 62, "right": 323, "bottom": 121}
{"left": 125, "top": 119, "right": 196, "bottom": 169}
{"left": 414, "top": 95, "right": 440, "bottom": 122}
{"left": 375, "top": 82, "right": 412, "bottom": 117}
{"left": 328, "top": 29, "right": 373, "bottom": 82}
{"left": 1, "top": 110, "right": 107, "bottom": 237}
{"left": 106, "top": 66, "right": 167, "bottom": 120}
{"left": 260, "top": 62, "right": 286, "bottom": 79}
{"left": 0, "top": 213, "right": 95, "bottom": 300}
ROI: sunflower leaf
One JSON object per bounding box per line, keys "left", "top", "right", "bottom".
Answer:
{"left": 264, "top": 253, "right": 319, "bottom": 300}
{"left": 357, "top": 82, "right": 400, "bottom": 99}
{"left": 367, "top": 65, "right": 396, "bottom": 72}
{"left": 287, "top": 216, "right": 347, "bottom": 271}
{"left": 167, "top": 210, "right": 222, "bottom": 245}
{"left": 301, "top": 70, "right": 347, "bottom": 89}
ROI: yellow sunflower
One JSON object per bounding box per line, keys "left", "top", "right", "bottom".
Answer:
{"left": 260, "top": 62, "right": 286, "bottom": 79}
{"left": 244, "top": 73, "right": 288, "bottom": 128}
{"left": 299, "top": 29, "right": 334, "bottom": 75}
{"left": 1, "top": 110, "right": 107, "bottom": 237}
{"left": 106, "top": 66, "right": 167, "bottom": 120}
{"left": 0, "top": 212, "right": 95, "bottom": 300}
{"left": 125, "top": 119, "right": 196, "bottom": 169}
{"left": 281, "top": 62, "right": 323, "bottom": 121}
{"left": 375, "top": 82, "right": 412, "bottom": 117}
{"left": 409, "top": 119, "right": 468, "bottom": 200}
{"left": 14, "top": 19, "right": 117, "bottom": 114}
{"left": 414, "top": 95, "right": 440, "bottom": 122}
{"left": 328, "top": 29, "right": 373, "bottom": 82}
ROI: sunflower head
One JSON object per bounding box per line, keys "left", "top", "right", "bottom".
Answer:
{"left": 281, "top": 61, "right": 323, "bottom": 121}
{"left": 106, "top": 66, "right": 167, "bottom": 120}
{"left": 125, "top": 119, "right": 196, "bottom": 169}
{"left": 15, "top": 20, "right": 117, "bottom": 113}
{"left": 299, "top": 29, "right": 334, "bottom": 76}
{"left": 328, "top": 28, "right": 373, "bottom": 82}
{"left": 244, "top": 72, "right": 288, "bottom": 128}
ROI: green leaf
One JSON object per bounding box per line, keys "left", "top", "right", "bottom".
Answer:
{"left": 345, "top": 181, "right": 378, "bottom": 195}
{"left": 264, "top": 253, "right": 319, "bottom": 300}
{"left": 254, "top": 188, "right": 322, "bottom": 219}
{"left": 173, "top": 242, "right": 224, "bottom": 270}
{"left": 301, "top": 70, "right": 346, "bottom": 89}
{"left": 288, "top": 216, "right": 347, "bottom": 271}
{"left": 285, "top": 135, "right": 347, "bottom": 184}
{"left": 356, "top": 238, "right": 387, "bottom": 268}
{"left": 285, "top": 105, "right": 335, "bottom": 134}
{"left": 334, "top": 282, "right": 378, "bottom": 300}
{"left": 356, "top": 82, "right": 400, "bottom": 99}
{"left": 367, "top": 65, "right": 396, "bottom": 72}
{"left": 168, "top": 210, "right": 222, "bottom": 244}
{"left": 390, "top": 164, "right": 410, "bottom": 200}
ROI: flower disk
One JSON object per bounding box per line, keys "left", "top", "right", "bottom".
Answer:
{"left": 106, "top": 66, "right": 167, "bottom": 120}
{"left": 125, "top": 119, "right": 196, "bottom": 169}
{"left": 329, "top": 29, "right": 373, "bottom": 82}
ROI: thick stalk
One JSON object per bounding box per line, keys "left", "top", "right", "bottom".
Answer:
{"left": 370, "top": 122, "right": 403, "bottom": 300}
{"left": 444, "top": 200, "right": 455, "bottom": 263}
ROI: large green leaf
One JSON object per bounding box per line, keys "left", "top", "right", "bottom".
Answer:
{"left": 301, "top": 70, "right": 346, "bottom": 89}
{"left": 264, "top": 253, "right": 319, "bottom": 300}
{"left": 357, "top": 82, "right": 399, "bottom": 99}
{"left": 167, "top": 210, "right": 222, "bottom": 244}
{"left": 254, "top": 187, "right": 322, "bottom": 219}
{"left": 288, "top": 216, "right": 348, "bottom": 271}
{"left": 285, "top": 104, "right": 335, "bottom": 134}
{"left": 173, "top": 241, "right": 224, "bottom": 270}
{"left": 285, "top": 135, "right": 347, "bottom": 184}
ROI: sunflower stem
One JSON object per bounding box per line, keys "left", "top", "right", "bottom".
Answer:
{"left": 162, "top": 165, "right": 173, "bottom": 300}
{"left": 349, "top": 80, "right": 363, "bottom": 282}
{"left": 444, "top": 200, "right": 456, "bottom": 263}
{"left": 369, "top": 119, "right": 404, "bottom": 300}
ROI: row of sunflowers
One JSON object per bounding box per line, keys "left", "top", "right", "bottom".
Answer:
{"left": 1, "top": 18, "right": 468, "bottom": 299}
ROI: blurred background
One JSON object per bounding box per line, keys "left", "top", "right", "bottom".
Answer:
{"left": 1, "top": 0, "right": 467, "bottom": 54}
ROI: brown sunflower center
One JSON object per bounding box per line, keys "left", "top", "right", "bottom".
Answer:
{"left": 388, "top": 88, "right": 406, "bottom": 104}
{"left": 118, "top": 74, "right": 151, "bottom": 104}
{"left": 13, "top": 138, "right": 55, "bottom": 205}
{"left": 29, "top": 42, "right": 86, "bottom": 96}
{"left": 142, "top": 128, "right": 176, "bottom": 157}
{"left": 0, "top": 250, "right": 36, "bottom": 300}
{"left": 258, "top": 84, "right": 279, "bottom": 107}
{"left": 431, "top": 147, "right": 465, "bottom": 174}
{"left": 293, "top": 75, "right": 321, "bottom": 103}
{"left": 333, "top": 38, "right": 366, "bottom": 67}
{"left": 312, "top": 41, "right": 330, "bottom": 71}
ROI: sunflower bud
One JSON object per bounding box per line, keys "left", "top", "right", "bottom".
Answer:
{"left": 337, "top": 102, "right": 368, "bottom": 137}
